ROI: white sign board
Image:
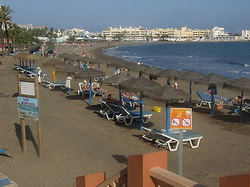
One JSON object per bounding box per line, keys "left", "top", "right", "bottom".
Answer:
{"left": 20, "top": 82, "right": 35, "bottom": 96}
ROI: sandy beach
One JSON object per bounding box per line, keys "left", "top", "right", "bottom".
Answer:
{"left": 0, "top": 42, "right": 250, "bottom": 187}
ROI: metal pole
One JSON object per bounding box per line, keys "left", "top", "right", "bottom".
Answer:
{"left": 189, "top": 81, "right": 192, "bottom": 107}
{"left": 98, "top": 63, "right": 100, "bottom": 71}
{"left": 165, "top": 103, "right": 170, "bottom": 133}
{"left": 119, "top": 85, "right": 122, "bottom": 105}
{"left": 211, "top": 92, "right": 214, "bottom": 115}
{"left": 139, "top": 93, "right": 143, "bottom": 130}
{"left": 89, "top": 79, "right": 92, "bottom": 105}
{"left": 240, "top": 90, "right": 243, "bottom": 123}
{"left": 179, "top": 129, "right": 184, "bottom": 176}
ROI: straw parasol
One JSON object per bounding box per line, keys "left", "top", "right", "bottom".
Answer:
{"left": 24, "top": 54, "right": 42, "bottom": 60}
{"left": 195, "top": 73, "right": 230, "bottom": 85}
{"left": 119, "top": 76, "right": 160, "bottom": 93}
{"left": 143, "top": 85, "right": 189, "bottom": 132}
{"left": 155, "top": 69, "right": 181, "bottom": 81}
{"left": 56, "top": 64, "right": 80, "bottom": 73}
{"left": 143, "top": 85, "right": 189, "bottom": 103}
{"left": 120, "top": 77, "right": 160, "bottom": 130}
{"left": 223, "top": 77, "right": 250, "bottom": 123}
{"left": 176, "top": 70, "right": 206, "bottom": 107}
{"left": 74, "top": 69, "right": 105, "bottom": 105}
{"left": 102, "top": 73, "right": 133, "bottom": 85}
{"left": 12, "top": 52, "right": 28, "bottom": 59}
{"left": 132, "top": 64, "right": 163, "bottom": 75}
{"left": 42, "top": 59, "right": 65, "bottom": 68}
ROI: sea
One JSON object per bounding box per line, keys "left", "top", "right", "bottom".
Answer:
{"left": 104, "top": 42, "right": 250, "bottom": 79}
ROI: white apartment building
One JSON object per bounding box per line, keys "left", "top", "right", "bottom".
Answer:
{"left": 103, "top": 26, "right": 149, "bottom": 41}
{"left": 242, "top": 30, "right": 250, "bottom": 40}
{"left": 209, "top": 27, "right": 229, "bottom": 38}
{"left": 18, "top": 24, "right": 33, "bottom": 30}
{"left": 63, "top": 28, "right": 90, "bottom": 37}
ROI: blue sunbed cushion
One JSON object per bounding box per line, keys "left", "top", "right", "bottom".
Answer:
{"left": 130, "top": 111, "right": 153, "bottom": 116}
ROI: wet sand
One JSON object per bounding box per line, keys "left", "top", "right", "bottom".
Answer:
{"left": 0, "top": 42, "right": 250, "bottom": 187}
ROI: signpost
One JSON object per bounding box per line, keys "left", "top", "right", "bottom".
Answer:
{"left": 17, "top": 75, "right": 42, "bottom": 158}
{"left": 170, "top": 108, "right": 192, "bottom": 176}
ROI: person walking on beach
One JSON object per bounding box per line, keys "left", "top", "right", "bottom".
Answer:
{"left": 37, "top": 67, "right": 42, "bottom": 84}
{"left": 66, "top": 74, "right": 73, "bottom": 95}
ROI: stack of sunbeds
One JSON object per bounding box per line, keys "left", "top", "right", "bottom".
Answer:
{"left": 99, "top": 99, "right": 153, "bottom": 125}
{"left": 14, "top": 64, "right": 46, "bottom": 79}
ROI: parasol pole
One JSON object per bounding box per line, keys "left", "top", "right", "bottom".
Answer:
{"left": 89, "top": 78, "right": 92, "bottom": 105}
{"left": 189, "top": 81, "right": 192, "bottom": 107}
{"left": 240, "top": 90, "right": 243, "bottom": 123}
{"left": 165, "top": 102, "right": 170, "bottom": 133}
{"left": 118, "top": 85, "right": 122, "bottom": 105}
{"left": 139, "top": 92, "right": 143, "bottom": 130}
{"left": 211, "top": 91, "right": 215, "bottom": 115}
{"left": 98, "top": 63, "right": 100, "bottom": 71}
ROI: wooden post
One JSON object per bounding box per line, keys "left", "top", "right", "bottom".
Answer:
{"left": 20, "top": 118, "right": 27, "bottom": 153}
{"left": 37, "top": 121, "right": 42, "bottom": 158}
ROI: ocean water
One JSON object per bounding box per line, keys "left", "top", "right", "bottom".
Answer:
{"left": 104, "top": 42, "right": 250, "bottom": 79}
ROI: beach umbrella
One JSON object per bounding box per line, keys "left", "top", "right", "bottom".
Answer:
{"left": 195, "top": 73, "right": 230, "bottom": 115}
{"left": 223, "top": 77, "right": 250, "bottom": 123}
{"left": 59, "top": 53, "right": 75, "bottom": 62}
{"left": 195, "top": 73, "right": 230, "bottom": 85}
{"left": 42, "top": 59, "right": 65, "bottom": 68}
{"left": 102, "top": 73, "right": 133, "bottom": 86}
{"left": 12, "top": 53, "right": 28, "bottom": 67}
{"left": 74, "top": 69, "right": 105, "bottom": 105}
{"left": 155, "top": 69, "right": 181, "bottom": 81}
{"left": 120, "top": 77, "right": 160, "bottom": 130}
{"left": 143, "top": 85, "right": 189, "bottom": 131}
{"left": 56, "top": 64, "right": 80, "bottom": 73}
{"left": 23, "top": 54, "right": 42, "bottom": 70}
{"left": 176, "top": 70, "right": 206, "bottom": 107}
{"left": 132, "top": 64, "right": 163, "bottom": 75}
{"left": 103, "top": 73, "right": 134, "bottom": 103}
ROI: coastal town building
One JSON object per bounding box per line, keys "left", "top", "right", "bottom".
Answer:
{"left": 17, "top": 24, "right": 33, "bottom": 30}
{"left": 242, "top": 30, "right": 250, "bottom": 40}
{"left": 208, "top": 27, "right": 229, "bottom": 38}
{"left": 102, "top": 26, "right": 149, "bottom": 41}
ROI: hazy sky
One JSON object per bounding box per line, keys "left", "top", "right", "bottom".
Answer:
{"left": 1, "top": 0, "right": 250, "bottom": 33}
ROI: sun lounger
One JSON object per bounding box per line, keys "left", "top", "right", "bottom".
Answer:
{"left": 142, "top": 127, "right": 203, "bottom": 152}
{"left": 196, "top": 90, "right": 225, "bottom": 108}
{"left": 78, "top": 82, "right": 107, "bottom": 97}
{"left": 115, "top": 105, "right": 153, "bottom": 125}
{"left": 42, "top": 79, "right": 66, "bottom": 90}
{"left": 100, "top": 99, "right": 121, "bottom": 120}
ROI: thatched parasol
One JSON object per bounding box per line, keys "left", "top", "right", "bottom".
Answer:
{"left": 195, "top": 73, "right": 230, "bottom": 85}
{"left": 143, "top": 85, "right": 189, "bottom": 103}
{"left": 59, "top": 53, "right": 75, "bottom": 60}
{"left": 120, "top": 77, "right": 160, "bottom": 130}
{"left": 12, "top": 52, "right": 28, "bottom": 59}
{"left": 42, "top": 59, "right": 65, "bottom": 68}
{"left": 176, "top": 70, "right": 205, "bottom": 107}
{"left": 56, "top": 64, "right": 80, "bottom": 73}
{"left": 132, "top": 64, "right": 164, "bottom": 75}
{"left": 119, "top": 76, "right": 160, "bottom": 93}
{"left": 155, "top": 69, "right": 181, "bottom": 80}
{"left": 74, "top": 68, "right": 105, "bottom": 79}
{"left": 24, "top": 54, "right": 42, "bottom": 60}
{"left": 223, "top": 77, "right": 250, "bottom": 123}
{"left": 74, "top": 69, "right": 105, "bottom": 105}
{"left": 102, "top": 73, "right": 133, "bottom": 85}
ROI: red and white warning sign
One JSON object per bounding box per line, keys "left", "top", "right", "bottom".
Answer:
{"left": 170, "top": 108, "right": 192, "bottom": 130}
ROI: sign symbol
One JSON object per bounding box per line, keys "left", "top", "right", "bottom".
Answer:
{"left": 172, "top": 118, "right": 180, "bottom": 126}
{"left": 182, "top": 119, "right": 191, "bottom": 127}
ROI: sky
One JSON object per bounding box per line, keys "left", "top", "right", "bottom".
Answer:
{"left": 1, "top": 0, "right": 250, "bottom": 33}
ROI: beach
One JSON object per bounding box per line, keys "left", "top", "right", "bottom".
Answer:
{"left": 0, "top": 42, "right": 250, "bottom": 187}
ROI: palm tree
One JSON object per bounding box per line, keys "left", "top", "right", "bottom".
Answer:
{"left": 0, "top": 5, "right": 13, "bottom": 55}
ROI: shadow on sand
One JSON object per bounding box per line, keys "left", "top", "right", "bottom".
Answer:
{"left": 14, "top": 123, "right": 39, "bottom": 156}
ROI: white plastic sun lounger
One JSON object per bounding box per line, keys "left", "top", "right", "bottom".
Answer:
{"left": 142, "top": 127, "right": 203, "bottom": 152}
{"left": 99, "top": 99, "right": 121, "bottom": 120}
{"left": 42, "top": 79, "right": 66, "bottom": 90}
{"left": 115, "top": 105, "right": 153, "bottom": 125}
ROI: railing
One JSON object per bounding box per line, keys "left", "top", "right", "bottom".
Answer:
{"left": 97, "top": 167, "right": 127, "bottom": 187}
{"left": 149, "top": 167, "right": 205, "bottom": 187}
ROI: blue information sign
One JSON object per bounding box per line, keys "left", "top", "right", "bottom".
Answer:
{"left": 17, "top": 97, "right": 39, "bottom": 121}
